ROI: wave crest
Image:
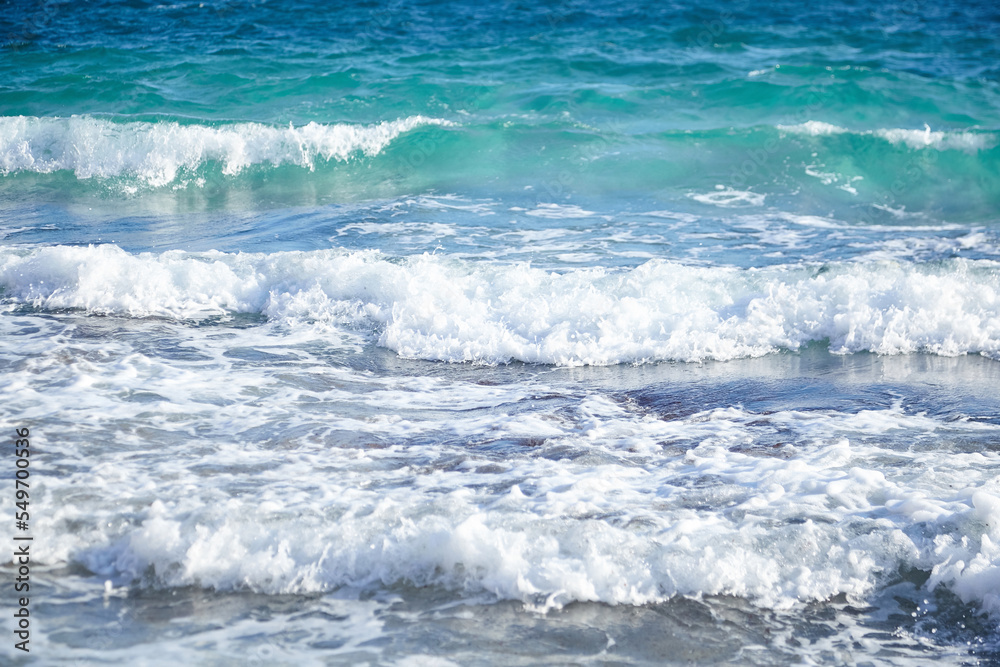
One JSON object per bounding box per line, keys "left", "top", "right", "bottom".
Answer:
{"left": 3, "top": 245, "right": 1000, "bottom": 364}
{"left": 777, "top": 121, "right": 994, "bottom": 151}
{"left": 0, "top": 115, "right": 452, "bottom": 186}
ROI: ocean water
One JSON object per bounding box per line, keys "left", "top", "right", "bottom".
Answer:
{"left": 2, "top": 0, "right": 1000, "bottom": 664}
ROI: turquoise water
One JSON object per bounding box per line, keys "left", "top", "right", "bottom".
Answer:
{"left": 3, "top": 0, "right": 999, "bottom": 231}
{"left": 3, "top": 1, "right": 1000, "bottom": 664}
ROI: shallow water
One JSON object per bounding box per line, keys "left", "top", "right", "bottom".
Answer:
{"left": 2, "top": 0, "right": 1000, "bottom": 664}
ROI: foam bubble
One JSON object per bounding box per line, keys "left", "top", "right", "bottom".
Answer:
{"left": 0, "top": 115, "right": 452, "bottom": 186}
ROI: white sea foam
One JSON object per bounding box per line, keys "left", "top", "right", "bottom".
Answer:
{"left": 779, "top": 120, "right": 849, "bottom": 136}
{"left": 688, "top": 186, "right": 766, "bottom": 208}
{"left": 778, "top": 121, "right": 994, "bottom": 151}
{"left": 9, "top": 334, "right": 1000, "bottom": 619}
{"left": 0, "top": 115, "right": 452, "bottom": 186}
{"left": 2, "top": 245, "right": 1000, "bottom": 364}
{"left": 639, "top": 210, "right": 701, "bottom": 223}
{"left": 522, "top": 203, "right": 596, "bottom": 218}
{"left": 777, "top": 211, "right": 967, "bottom": 233}
{"left": 851, "top": 232, "right": 1000, "bottom": 262}
{"left": 874, "top": 126, "right": 991, "bottom": 151}
{"left": 336, "top": 221, "right": 461, "bottom": 241}
{"left": 409, "top": 195, "right": 496, "bottom": 215}
{"left": 2, "top": 306, "right": 1000, "bottom": 621}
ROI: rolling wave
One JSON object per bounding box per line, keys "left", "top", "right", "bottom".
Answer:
{"left": 2, "top": 115, "right": 995, "bottom": 191}
{"left": 0, "top": 115, "right": 452, "bottom": 186}
{"left": 2, "top": 244, "right": 999, "bottom": 364}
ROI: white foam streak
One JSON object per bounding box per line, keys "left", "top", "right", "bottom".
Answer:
{"left": 688, "top": 186, "right": 766, "bottom": 208}
{"left": 0, "top": 115, "right": 451, "bottom": 185}
{"left": 3, "top": 245, "right": 1000, "bottom": 364}
{"left": 522, "top": 203, "right": 596, "bottom": 218}
{"left": 777, "top": 121, "right": 994, "bottom": 151}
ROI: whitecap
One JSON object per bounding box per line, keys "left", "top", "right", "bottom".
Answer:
{"left": 0, "top": 115, "right": 452, "bottom": 186}
{"left": 4, "top": 245, "right": 1000, "bottom": 364}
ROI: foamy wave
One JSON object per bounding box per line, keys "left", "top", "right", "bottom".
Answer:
{"left": 777, "top": 121, "right": 994, "bottom": 151}
{"left": 2, "top": 245, "right": 1000, "bottom": 364}
{"left": 34, "top": 397, "right": 1000, "bottom": 615}
{"left": 0, "top": 115, "right": 452, "bottom": 186}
